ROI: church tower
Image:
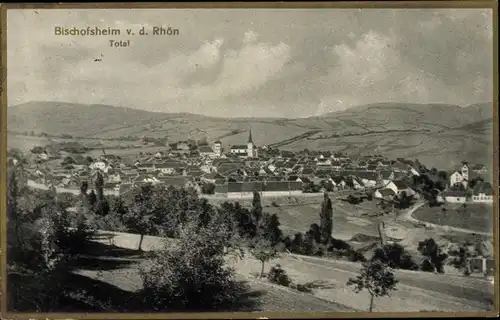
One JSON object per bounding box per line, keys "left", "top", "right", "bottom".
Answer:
{"left": 213, "top": 140, "right": 222, "bottom": 157}
{"left": 247, "top": 129, "right": 254, "bottom": 158}
{"left": 461, "top": 161, "right": 469, "bottom": 187}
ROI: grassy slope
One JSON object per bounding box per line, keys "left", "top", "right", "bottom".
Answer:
{"left": 7, "top": 101, "right": 494, "bottom": 169}
{"left": 412, "top": 203, "right": 493, "bottom": 233}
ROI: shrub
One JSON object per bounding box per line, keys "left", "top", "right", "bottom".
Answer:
{"left": 138, "top": 218, "right": 244, "bottom": 311}
{"left": 53, "top": 212, "right": 96, "bottom": 255}
{"left": 267, "top": 264, "right": 291, "bottom": 287}
{"left": 348, "top": 250, "right": 367, "bottom": 263}
{"left": 420, "top": 259, "right": 435, "bottom": 272}
{"left": 371, "top": 244, "right": 419, "bottom": 271}
{"left": 295, "top": 283, "right": 313, "bottom": 293}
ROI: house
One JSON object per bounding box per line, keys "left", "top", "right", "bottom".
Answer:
{"left": 176, "top": 141, "right": 191, "bottom": 151}
{"left": 449, "top": 161, "right": 470, "bottom": 188}
{"left": 385, "top": 180, "right": 416, "bottom": 197}
{"left": 408, "top": 166, "right": 420, "bottom": 176}
{"left": 154, "top": 151, "right": 164, "bottom": 159}
{"left": 330, "top": 176, "right": 347, "bottom": 190}
{"left": 471, "top": 164, "right": 488, "bottom": 174}
{"left": 391, "top": 162, "right": 409, "bottom": 173}
{"left": 379, "top": 170, "right": 395, "bottom": 186}
{"left": 355, "top": 171, "right": 379, "bottom": 188}
{"left": 199, "top": 145, "right": 216, "bottom": 157}
{"left": 103, "top": 182, "right": 121, "bottom": 195}
{"left": 90, "top": 160, "right": 109, "bottom": 172}
{"left": 155, "top": 161, "right": 185, "bottom": 175}
{"left": 135, "top": 174, "right": 160, "bottom": 185}
{"left": 38, "top": 151, "right": 49, "bottom": 161}
{"left": 107, "top": 171, "right": 122, "bottom": 184}
{"left": 471, "top": 181, "right": 493, "bottom": 203}
{"left": 136, "top": 163, "right": 155, "bottom": 173}
{"left": 344, "top": 176, "right": 364, "bottom": 190}
{"left": 213, "top": 141, "right": 223, "bottom": 157}
{"left": 441, "top": 190, "right": 468, "bottom": 203}
{"left": 201, "top": 172, "right": 226, "bottom": 184}
{"left": 225, "top": 181, "right": 302, "bottom": 199}
{"left": 374, "top": 188, "right": 396, "bottom": 200}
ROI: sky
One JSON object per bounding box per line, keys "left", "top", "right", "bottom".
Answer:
{"left": 7, "top": 8, "right": 494, "bottom": 118}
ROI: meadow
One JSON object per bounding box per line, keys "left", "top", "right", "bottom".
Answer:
{"left": 412, "top": 203, "right": 493, "bottom": 233}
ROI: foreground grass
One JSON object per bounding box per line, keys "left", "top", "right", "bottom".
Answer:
{"left": 412, "top": 203, "right": 493, "bottom": 233}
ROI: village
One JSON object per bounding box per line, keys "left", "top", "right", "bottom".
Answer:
{"left": 17, "top": 129, "right": 493, "bottom": 206}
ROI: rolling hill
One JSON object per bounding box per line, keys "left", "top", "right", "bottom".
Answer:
{"left": 7, "top": 101, "right": 494, "bottom": 169}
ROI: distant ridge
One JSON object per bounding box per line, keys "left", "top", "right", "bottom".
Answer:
{"left": 7, "top": 100, "right": 493, "bottom": 170}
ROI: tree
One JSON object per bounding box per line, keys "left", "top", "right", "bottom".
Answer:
{"left": 251, "top": 238, "right": 279, "bottom": 278}
{"left": 371, "top": 244, "right": 419, "bottom": 270}
{"left": 201, "top": 182, "right": 216, "bottom": 195}
{"left": 258, "top": 213, "right": 283, "bottom": 245}
{"left": 347, "top": 260, "right": 399, "bottom": 312}
{"left": 306, "top": 223, "right": 321, "bottom": 244}
{"left": 452, "top": 244, "right": 473, "bottom": 276}
{"left": 88, "top": 190, "right": 97, "bottom": 208}
{"left": 80, "top": 181, "right": 88, "bottom": 196}
{"left": 197, "top": 136, "right": 209, "bottom": 146}
{"left": 138, "top": 217, "right": 245, "bottom": 311}
{"left": 121, "top": 185, "right": 162, "bottom": 251}
{"left": 417, "top": 238, "right": 448, "bottom": 273}
{"left": 94, "top": 172, "right": 109, "bottom": 216}
{"left": 61, "top": 156, "right": 75, "bottom": 166}
{"left": 319, "top": 192, "right": 333, "bottom": 244}
{"left": 251, "top": 190, "right": 263, "bottom": 227}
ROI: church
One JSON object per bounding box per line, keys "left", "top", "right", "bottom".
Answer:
{"left": 229, "top": 130, "right": 258, "bottom": 158}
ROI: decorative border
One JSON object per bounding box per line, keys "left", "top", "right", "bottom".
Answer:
{"left": 0, "top": 1, "right": 498, "bottom": 319}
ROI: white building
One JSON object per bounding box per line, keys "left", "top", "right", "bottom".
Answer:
{"left": 229, "top": 130, "right": 258, "bottom": 158}
{"left": 213, "top": 141, "right": 223, "bottom": 157}
{"left": 449, "top": 162, "right": 470, "bottom": 188}
{"left": 385, "top": 180, "right": 416, "bottom": 197}
{"left": 441, "top": 190, "right": 468, "bottom": 203}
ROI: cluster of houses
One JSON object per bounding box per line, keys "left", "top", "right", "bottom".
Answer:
{"left": 14, "top": 131, "right": 492, "bottom": 203}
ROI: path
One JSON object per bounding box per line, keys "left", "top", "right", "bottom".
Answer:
{"left": 398, "top": 201, "right": 492, "bottom": 236}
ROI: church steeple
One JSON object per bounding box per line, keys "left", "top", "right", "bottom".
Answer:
{"left": 248, "top": 129, "right": 253, "bottom": 143}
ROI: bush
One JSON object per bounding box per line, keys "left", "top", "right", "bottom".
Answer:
{"left": 371, "top": 244, "right": 419, "bottom": 271}
{"left": 53, "top": 213, "right": 96, "bottom": 255}
{"left": 267, "top": 264, "right": 292, "bottom": 287}
{"left": 138, "top": 218, "right": 244, "bottom": 311}
{"left": 421, "top": 259, "right": 435, "bottom": 272}
{"left": 295, "top": 284, "right": 313, "bottom": 293}
{"left": 348, "top": 250, "right": 367, "bottom": 263}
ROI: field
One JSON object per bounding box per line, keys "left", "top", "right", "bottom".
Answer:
{"left": 82, "top": 233, "right": 494, "bottom": 312}
{"left": 7, "top": 101, "right": 494, "bottom": 170}
{"left": 412, "top": 203, "right": 493, "bottom": 233}
{"left": 7, "top": 133, "right": 142, "bottom": 152}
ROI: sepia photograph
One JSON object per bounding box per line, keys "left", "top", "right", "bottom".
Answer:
{"left": 1, "top": 2, "right": 498, "bottom": 317}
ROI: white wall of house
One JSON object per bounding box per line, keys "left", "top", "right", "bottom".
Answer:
{"left": 160, "top": 168, "right": 176, "bottom": 174}
{"left": 444, "top": 196, "right": 467, "bottom": 203}
{"left": 449, "top": 171, "right": 463, "bottom": 187}
{"left": 361, "top": 179, "right": 377, "bottom": 187}
{"left": 226, "top": 190, "right": 302, "bottom": 199}
{"left": 230, "top": 148, "right": 247, "bottom": 154}
{"left": 472, "top": 194, "right": 493, "bottom": 203}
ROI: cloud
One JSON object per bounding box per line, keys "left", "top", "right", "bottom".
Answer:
{"left": 315, "top": 29, "right": 463, "bottom": 113}
{"left": 243, "top": 30, "right": 259, "bottom": 43}
{"left": 6, "top": 9, "right": 493, "bottom": 117}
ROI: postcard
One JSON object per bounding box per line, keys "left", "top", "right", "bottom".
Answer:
{"left": 1, "top": 2, "right": 497, "bottom": 318}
